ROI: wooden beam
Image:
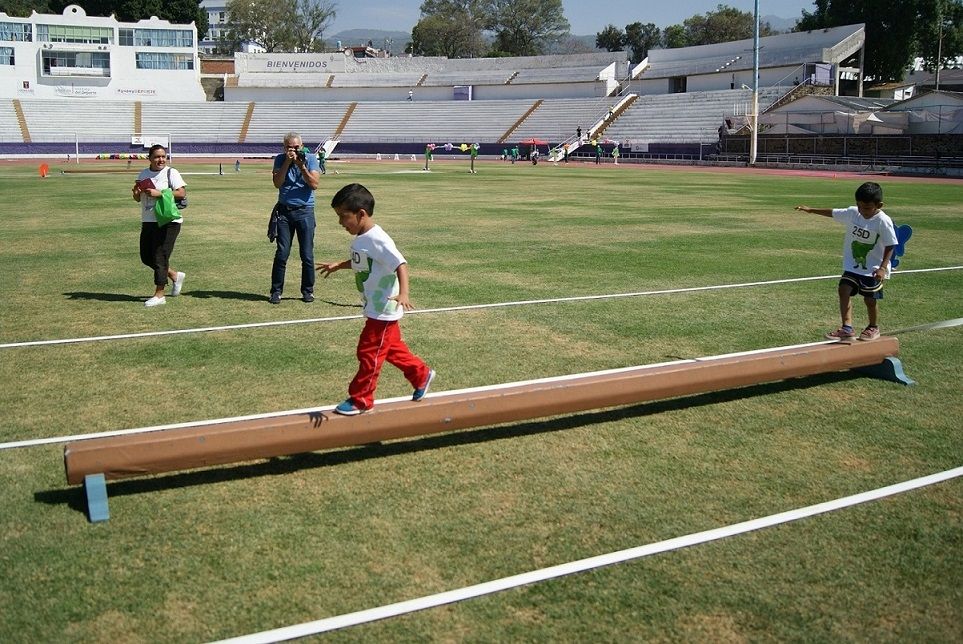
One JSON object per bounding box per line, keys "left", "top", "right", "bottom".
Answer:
{"left": 64, "top": 338, "right": 900, "bottom": 485}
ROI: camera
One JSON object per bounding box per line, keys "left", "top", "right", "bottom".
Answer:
{"left": 295, "top": 147, "right": 306, "bottom": 162}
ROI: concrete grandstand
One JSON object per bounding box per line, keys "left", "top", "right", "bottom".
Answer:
{"left": 3, "top": 13, "right": 957, "bottom": 169}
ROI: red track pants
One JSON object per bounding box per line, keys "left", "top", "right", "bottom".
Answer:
{"left": 348, "top": 317, "right": 430, "bottom": 410}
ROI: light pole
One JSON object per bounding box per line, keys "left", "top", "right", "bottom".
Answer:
{"left": 935, "top": 11, "right": 944, "bottom": 90}
{"left": 749, "top": 0, "right": 760, "bottom": 166}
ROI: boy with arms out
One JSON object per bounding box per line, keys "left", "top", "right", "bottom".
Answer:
{"left": 795, "top": 181, "right": 898, "bottom": 341}
{"left": 317, "top": 183, "right": 435, "bottom": 415}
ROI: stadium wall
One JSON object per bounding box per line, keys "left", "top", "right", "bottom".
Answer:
{"left": 720, "top": 133, "right": 963, "bottom": 174}
{"left": 640, "top": 66, "right": 808, "bottom": 95}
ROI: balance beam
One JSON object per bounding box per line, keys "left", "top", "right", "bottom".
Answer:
{"left": 64, "top": 338, "right": 907, "bottom": 521}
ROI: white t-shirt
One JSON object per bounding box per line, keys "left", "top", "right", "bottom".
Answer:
{"left": 831, "top": 206, "right": 898, "bottom": 276}
{"left": 350, "top": 224, "right": 406, "bottom": 321}
{"left": 136, "top": 167, "right": 186, "bottom": 223}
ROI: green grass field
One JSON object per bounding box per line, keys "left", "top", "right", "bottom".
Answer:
{"left": 1, "top": 158, "right": 961, "bottom": 642}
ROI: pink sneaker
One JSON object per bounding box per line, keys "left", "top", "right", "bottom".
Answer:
{"left": 825, "top": 326, "right": 855, "bottom": 340}
{"left": 858, "top": 326, "right": 880, "bottom": 341}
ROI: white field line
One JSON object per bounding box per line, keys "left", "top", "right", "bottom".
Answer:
{"left": 0, "top": 340, "right": 840, "bottom": 450}
{"left": 212, "top": 466, "right": 963, "bottom": 643}
{"left": 2, "top": 266, "right": 961, "bottom": 350}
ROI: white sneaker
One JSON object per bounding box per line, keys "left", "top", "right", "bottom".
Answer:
{"left": 145, "top": 295, "right": 166, "bottom": 307}
{"left": 171, "top": 272, "right": 186, "bottom": 296}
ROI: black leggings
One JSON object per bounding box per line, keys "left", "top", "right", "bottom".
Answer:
{"left": 140, "top": 222, "right": 180, "bottom": 286}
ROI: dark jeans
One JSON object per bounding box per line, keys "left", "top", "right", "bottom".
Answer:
{"left": 140, "top": 221, "right": 180, "bottom": 286}
{"left": 271, "top": 204, "right": 316, "bottom": 297}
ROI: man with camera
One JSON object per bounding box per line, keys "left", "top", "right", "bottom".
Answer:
{"left": 270, "top": 131, "right": 321, "bottom": 304}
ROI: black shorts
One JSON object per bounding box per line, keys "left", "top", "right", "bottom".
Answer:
{"left": 840, "top": 271, "right": 883, "bottom": 299}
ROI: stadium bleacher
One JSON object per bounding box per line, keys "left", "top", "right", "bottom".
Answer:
{"left": 243, "top": 102, "right": 353, "bottom": 143}
{"left": 17, "top": 99, "right": 136, "bottom": 142}
{"left": 511, "top": 98, "right": 619, "bottom": 142}
{"left": 604, "top": 88, "right": 789, "bottom": 144}
{"left": 0, "top": 87, "right": 796, "bottom": 151}
{"left": 0, "top": 100, "right": 22, "bottom": 141}
{"left": 140, "top": 102, "right": 250, "bottom": 143}
{"left": 421, "top": 71, "right": 514, "bottom": 87}
{"left": 329, "top": 73, "right": 426, "bottom": 88}
{"left": 509, "top": 66, "right": 607, "bottom": 85}
{"left": 337, "top": 100, "right": 531, "bottom": 143}
{"left": 4, "top": 25, "right": 940, "bottom": 164}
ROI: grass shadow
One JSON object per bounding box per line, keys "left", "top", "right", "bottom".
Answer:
{"left": 64, "top": 291, "right": 145, "bottom": 303}
{"left": 184, "top": 290, "right": 267, "bottom": 302}
{"left": 319, "top": 299, "right": 363, "bottom": 309}
{"left": 35, "top": 370, "right": 864, "bottom": 518}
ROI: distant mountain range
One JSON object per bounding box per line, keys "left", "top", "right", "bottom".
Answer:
{"left": 329, "top": 15, "right": 801, "bottom": 53}
{"left": 763, "top": 14, "right": 801, "bottom": 32}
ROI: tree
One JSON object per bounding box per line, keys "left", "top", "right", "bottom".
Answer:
{"left": 795, "top": 0, "right": 929, "bottom": 81}
{"left": 682, "top": 4, "right": 771, "bottom": 46}
{"left": 624, "top": 22, "right": 660, "bottom": 63}
{"left": 288, "top": 0, "right": 336, "bottom": 52}
{"left": 226, "top": 0, "right": 293, "bottom": 52}
{"left": 596, "top": 25, "right": 626, "bottom": 53}
{"left": 226, "top": 0, "right": 333, "bottom": 52}
{"left": 916, "top": 0, "right": 963, "bottom": 73}
{"left": 412, "top": 0, "right": 488, "bottom": 58}
{"left": 51, "top": 1, "right": 210, "bottom": 38}
{"left": 544, "top": 34, "right": 595, "bottom": 55}
{"left": 410, "top": 13, "right": 487, "bottom": 57}
{"left": 488, "top": 0, "right": 570, "bottom": 56}
{"left": 420, "top": 0, "right": 489, "bottom": 26}
{"left": 0, "top": 0, "right": 54, "bottom": 16}
{"left": 662, "top": 24, "right": 688, "bottom": 49}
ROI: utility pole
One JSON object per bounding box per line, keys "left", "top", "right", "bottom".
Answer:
{"left": 749, "top": 0, "right": 760, "bottom": 166}
{"left": 936, "top": 11, "right": 944, "bottom": 91}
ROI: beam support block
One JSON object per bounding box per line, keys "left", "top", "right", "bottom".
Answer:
{"left": 83, "top": 473, "right": 110, "bottom": 523}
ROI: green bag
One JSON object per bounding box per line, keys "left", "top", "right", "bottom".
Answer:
{"left": 154, "top": 189, "right": 182, "bottom": 227}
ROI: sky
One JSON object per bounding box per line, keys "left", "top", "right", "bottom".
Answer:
{"left": 326, "top": 1, "right": 817, "bottom": 35}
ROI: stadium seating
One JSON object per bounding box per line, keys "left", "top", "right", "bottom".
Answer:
{"left": 329, "top": 73, "right": 425, "bottom": 88}
{"left": 337, "top": 100, "right": 531, "bottom": 143}
{"left": 239, "top": 102, "right": 351, "bottom": 143}
{"left": 2, "top": 89, "right": 793, "bottom": 149}
{"left": 511, "top": 98, "right": 619, "bottom": 142}
{"left": 421, "top": 71, "right": 514, "bottom": 87}
{"left": 140, "top": 102, "right": 250, "bottom": 143}
{"left": 603, "top": 87, "right": 789, "bottom": 144}
{"left": 0, "top": 100, "right": 22, "bottom": 140}
{"left": 16, "top": 99, "right": 135, "bottom": 142}
{"left": 510, "top": 66, "right": 607, "bottom": 85}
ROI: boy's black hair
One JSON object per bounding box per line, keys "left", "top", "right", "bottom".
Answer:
{"left": 148, "top": 143, "right": 167, "bottom": 156}
{"left": 855, "top": 181, "right": 883, "bottom": 204}
{"left": 331, "top": 183, "right": 375, "bottom": 215}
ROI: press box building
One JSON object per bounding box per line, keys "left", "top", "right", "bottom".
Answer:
{"left": 0, "top": 4, "right": 204, "bottom": 101}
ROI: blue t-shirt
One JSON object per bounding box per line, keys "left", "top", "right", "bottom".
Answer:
{"left": 274, "top": 151, "right": 320, "bottom": 207}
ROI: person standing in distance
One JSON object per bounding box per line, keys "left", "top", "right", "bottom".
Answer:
{"left": 132, "top": 144, "right": 186, "bottom": 307}
{"left": 271, "top": 132, "right": 321, "bottom": 304}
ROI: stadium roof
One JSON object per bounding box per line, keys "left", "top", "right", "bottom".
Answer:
{"left": 642, "top": 24, "right": 865, "bottom": 79}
